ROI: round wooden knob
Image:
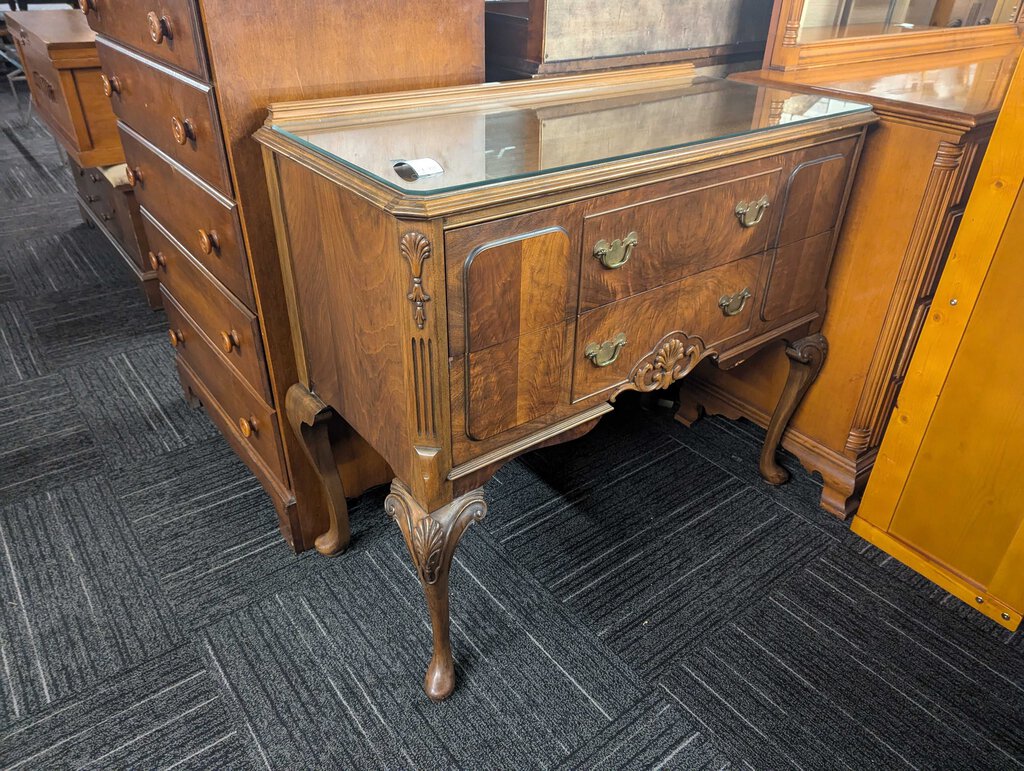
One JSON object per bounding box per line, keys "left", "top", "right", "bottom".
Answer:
{"left": 171, "top": 116, "right": 194, "bottom": 145}
{"left": 78, "top": 0, "right": 95, "bottom": 14}
{"left": 220, "top": 329, "right": 240, "bottom": 353}
{"left": 147, "top": 11, "right": 171, "bottom": 43}
{"left": 125, "top": 165, "right": 141, "bottom": 187}
{"left": 90, "top": 172, "right": 100, "bottom": 182}
{"left": 238, "top": 416, "right": 258, "bottom": 438}
{"left": 101, "top": 74, "right": 120, "bottom": 98}
{"left": 86, "top": 194, "right": 99, "bottom": 203}
{"left": 148, "top": 251, "right": 167, "bottom": 270}
{"left": 101, "top": 212, "right": 113, "bottom": 222}
{"left": 168, "top": 328, "right": 183, "bottom": 347}
{"left": 197, "top": 228, "right": 219, "bottom": 255}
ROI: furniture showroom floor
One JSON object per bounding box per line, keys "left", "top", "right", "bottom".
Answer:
{"left": 0, "top": 87, "right": 1021, "bottom": 770}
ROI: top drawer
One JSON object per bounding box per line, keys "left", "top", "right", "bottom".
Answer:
{"left": 81, "top": 0, "right": 208, "bottom": 80}
{"left": 98, "top": 38, "right": 232, "bottom": 197}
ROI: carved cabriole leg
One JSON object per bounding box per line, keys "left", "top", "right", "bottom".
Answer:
{"left": 760, "top": 334, "right": 829, "bottom": 486}
{"left": 385, "top": 480, "right": 486, "bottom": 702}
{"left": 284, "top": 383, "right": 350, "bottom": 556}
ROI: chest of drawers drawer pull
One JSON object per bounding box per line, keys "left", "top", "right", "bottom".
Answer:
{"left": 171, "top": 116, "right": 195, "bottom": 146}
{"left": 78, "top": 0, "right": 95, "bottom": 13}
{"left": 719, "top": 288, "right": 752, "bottom": 317}
{"left": 125, "top": 165, "right": 141, "bottom": 187}
{"left": 86, "top": 194, "right": 100, "bottom": 203}
{"left": 100, "top": 74, "right": 120, "bottom": 97}
{"left": 149, "top": 250, "right": 167, "bottom": 270}
{"left": 584, "top": 333, "right": 627, "bottom": 368}
{"left": 198, "top": 228, "right": 219, "bottom": 255}
{"left": 238, "top": 416, "right": 258, "bottom": 438}
{"left": 593, "top": 231, "right": 639, "bottom": 270}
{"left": 735, "top": 195, "right": 771, "bottom": 228}
{"left": 168, "top": 327, "right": 184, "bottom": 347}
{"left": 220, "top": 329, "right": 240, "bottom": 353}
{"left": 147, "top": 11, "right": 172, "bottom": 43}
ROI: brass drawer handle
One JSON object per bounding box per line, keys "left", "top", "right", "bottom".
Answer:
{"left": 168, "top": 328, "right": 184, "bottom": 347}
{"left": 147, "top": 11, "right": 173, "bottom": 43}
{"left": 198, "top": 228, "right": 219, "bottom": 255}
{"left": 149, "top": 251, "right": 167, "bottom": 270}
{"left": 585, "top": 333, "right": 627, "bottom": 368}
{"left": 238, "top": 416, "right": 258, "bottom": 438}
{"left": 593, "top": 231, "right": 638, "bottom": 270}
{"left": 735, "top": 195, "right": 770, "bottom": 228}
{"left": 220, "top": 329, "right": 240, "bottom": 353}
{"left": 101, "top": 74, "right": 120, "bottom": 97}
{"left": 171, "top": 116, "right": 195, "bottom": 145}
{"left": 719, "top": 288, "right": 752, "bottom": 317}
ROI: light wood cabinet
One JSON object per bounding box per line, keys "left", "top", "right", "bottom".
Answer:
{"left": 853, "top": 53, "right": 1024, "bottom": 633}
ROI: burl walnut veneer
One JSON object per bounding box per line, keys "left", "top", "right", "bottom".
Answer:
{"left": 257, "top": 65, "right": 875, "bottom": 700}
{"left": 80, "top": 0, "right": 484, "bottom": 551}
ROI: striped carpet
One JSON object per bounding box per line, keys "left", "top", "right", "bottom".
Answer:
{"left": 0, "top": 79, "right": 1022, "bottom": 770}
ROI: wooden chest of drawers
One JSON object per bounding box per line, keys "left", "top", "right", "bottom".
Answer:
{"left": 257, "top": 65, "right": 874, "bottom": 700}
{"left": 81, "top": 0, "right": 484, "bottom": 551}
{"left": 7, "top": 10, "right": 121, "bottom": 167}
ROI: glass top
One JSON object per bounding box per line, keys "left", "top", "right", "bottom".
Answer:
{"left": 271, "top": 77, "right": 871, "bottom": 196}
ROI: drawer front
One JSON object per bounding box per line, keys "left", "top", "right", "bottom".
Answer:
{"left": 75, "top": 165, "right": 127, "bottom": 241}
{"left": 18, "top": 41, "right": 74, "bottom": 138}
{"left": 759, "top": 231, "right": 834, "bottom": 325}
{"left": 83, "top": 0, "right": 208, "bottom": 79}
{"left": 163, "top": 291, "right": 286, "bottom": 481}
{"left": 120, "top": 126, "right": 253, "bottom": 307}
{"left": 573, "top": 253, "right": 762, "bottom": 401}
{"left": 99, "top": 39, "right": 231, "bottom": 195}
{"left": 145, "top": 213, "right": 270, "bottom": 399}
{"left": 580, "top": 165, "right": 781, "bottom": 311}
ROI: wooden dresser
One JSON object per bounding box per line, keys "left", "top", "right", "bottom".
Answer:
{"left": 7, "top": 9, "right": 158, "bottom": 307}
{"left": 257, "top": 65, "right": 875, "bottom": 700}
{"left": 855, "top": 52, "right": 1024, "bottom": 633}
{"left": 79, "top": 0, "right": 484, "bottom": 552}
{"left": 678, "top": 0, "right": 1023, "bottom": 518}
{"left": 484, "top": 0, "right": 773, "bottom": 79}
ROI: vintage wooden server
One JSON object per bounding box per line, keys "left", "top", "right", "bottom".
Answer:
{"left": 80, "top": 0, "right": 484, "bottom": 551}
{"left": 679, "top": 0, "right": 1023, "bottom": 518}
{"left": 257, "top": 65, "right": 875, "bottom": 700}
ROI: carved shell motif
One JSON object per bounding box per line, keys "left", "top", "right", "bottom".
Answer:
{"left": 411, "top": 517, "right": 445, "bottom": 584}
{"left": 631, "top": 335, "right": 706, "bottom": 392}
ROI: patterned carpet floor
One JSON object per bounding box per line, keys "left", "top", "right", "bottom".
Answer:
{"left": 0, "top": 78, "right": 1022, "bottom": 770}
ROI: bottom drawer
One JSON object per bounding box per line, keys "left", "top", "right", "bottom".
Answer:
{"left": 162, "top": 288, "right": 287, "bottom": 483}
{"left": 573, "top": 253, "right": 762, "bottom": 401}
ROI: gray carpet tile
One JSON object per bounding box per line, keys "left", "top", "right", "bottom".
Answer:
{"left": 0, "top": 476, "right": 182, "bottom": 730}
{"left": 1, "top": 227, "right": 136, "bottom": 297}
{"left": 203, "top": 523, "right": 651, "bottom": 770}
{"left": 110, "top": 437, "right": 335, "bottom": 631}
{"left": 0, "top": 301, "right": 43, "bottom": 385}
{"left": 0, "top": 643, "right": 259, "bottom": 770}
{"left": 63, "top": 342, "right": 219, "bottom": 467}
{"left": 0, "top": 373, "right": 102, "bottom": 499}
{"left": 0, "top": 194, "right": 81, "bottom": 242}
{"left": 24, "top": 285, "right": 167, "bottom": 370}
{"left": 555, "top": 692, "right": 732, "bottom": 770}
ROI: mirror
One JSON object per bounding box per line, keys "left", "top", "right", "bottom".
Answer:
{"left": 798, "top": 0, "right": 1019, "bottom": 42}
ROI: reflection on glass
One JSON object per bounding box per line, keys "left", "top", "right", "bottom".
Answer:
{"left": 798, "top": 0, "right": 1018, "bottom": 42}
{"left": 271, "top": 78, "right": 871, "bottom": 196}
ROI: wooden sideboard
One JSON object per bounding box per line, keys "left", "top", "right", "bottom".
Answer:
{"left": 854, "top": 52, "right": 1024, "bottom": 633}
{"left": 678, "top": 0, "right": 1023, "bottom": 519}
{"left": 485, "top": 0, "right": 773, "bottom": 79}
{"left": 80, "top": 0, "right": 484, "bottom": 552}
{"left": 256, "top": 65, "right": 875, "bottom": 700}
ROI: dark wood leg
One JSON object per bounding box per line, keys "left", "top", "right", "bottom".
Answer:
{"left": 760, "top": 334, "right": 829, "bottom": 485}
{"left": 385, "top": 481, "right": 486, "bottom": 702}
{"left": 285, "top": 383, "right": 350, "bottom": 556}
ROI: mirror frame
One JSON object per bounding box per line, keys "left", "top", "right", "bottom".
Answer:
{"left": 764, "top": 0, "right": 1024, "bottom": 71}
